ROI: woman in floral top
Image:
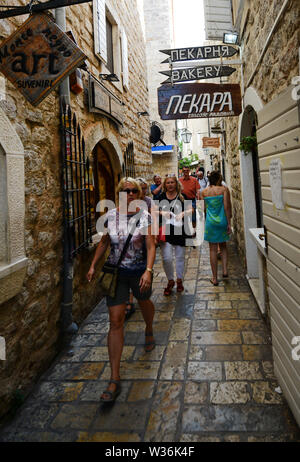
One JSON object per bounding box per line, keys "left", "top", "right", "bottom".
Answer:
{"left": 87, "top": 178, "right": 156, "bottom": 403}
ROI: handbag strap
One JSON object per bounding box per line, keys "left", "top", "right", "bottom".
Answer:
{"left": 116, "top": 215, "right": 141, "bottom": 268}
{"left": 170, "top": 195, "right": 179, "bottom": 213}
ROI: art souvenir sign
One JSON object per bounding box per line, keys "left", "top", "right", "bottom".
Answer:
{"left": 0, "top": 13, "right": 87, "bottom": 106}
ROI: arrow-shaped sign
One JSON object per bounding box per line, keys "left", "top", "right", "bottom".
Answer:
{"left": 160, "top": 65, "right": 236, "bottom": 84}
{"left": 160, "top": 45, "right": 238, "bottom": 63}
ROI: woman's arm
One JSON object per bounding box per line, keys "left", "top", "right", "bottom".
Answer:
{"left": 152, "top": 183, "right": 162, "bottom": 195}
{"left": 87, "top": 233, "right": 110, "bottom": 282}
{"left": 139, "top": 226, "right": 156, "bottom": 291}
{"left": 223, "top": 189, "right": 232, "bottom": 234}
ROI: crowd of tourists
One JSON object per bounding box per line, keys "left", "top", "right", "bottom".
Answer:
{"left": 86, "top": 167, "right": 232, "bottom": 403}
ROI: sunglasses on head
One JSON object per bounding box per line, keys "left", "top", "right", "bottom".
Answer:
{"left": 122, "top": 188, "right": 139, "bottom": 194}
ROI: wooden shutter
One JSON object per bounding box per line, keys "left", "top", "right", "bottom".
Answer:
{"left": 121, "top": 29, "right": 129, "bottom": 90}
{"left": 93, "top": 0, "right": 107, "bottom": 63}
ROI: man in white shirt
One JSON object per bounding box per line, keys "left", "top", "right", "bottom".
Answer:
{"left": 197, "top": 170, "right": 208, "bottom": 191}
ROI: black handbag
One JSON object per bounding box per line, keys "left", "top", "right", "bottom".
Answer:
{"left": 99, "top": 217, "right": 140, "bottom": 298}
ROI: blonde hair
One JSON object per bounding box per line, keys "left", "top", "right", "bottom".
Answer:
{"left": 162, "top": 176, "right": 184, "bottom": 201}
{"left": 116, "top": 177, "right": 142, "bottom": 200}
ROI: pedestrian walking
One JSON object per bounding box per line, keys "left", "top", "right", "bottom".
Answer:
{"left": 87, "top": 177, "right": 156, "bottom": 403}
{"left": 179, "top": 166, "right": 200, "bottom": 234}
{"left": 125, "top": 177, "right": 156, "bottom": 320}
{"left": 150, "top": 174, "right": 162, "bottom": 200}
{"left": 200, "top": 170, "right": 232, "bottom": 286}
{"left": 197, "top": 170, "right": 209, "bottom": 192}
{"left": 158, "top": 175, "right": 193, "bottom": 295}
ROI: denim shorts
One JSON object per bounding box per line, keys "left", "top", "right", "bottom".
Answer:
{"left": 106, "top": 273, "right": 152, "bottom": 307}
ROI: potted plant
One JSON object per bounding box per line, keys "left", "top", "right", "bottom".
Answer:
{"left": 179, "top": 157, "right": 192, "bottom": 169}
{"left": 238, "top": 135, "right": 257, "bottom": 154}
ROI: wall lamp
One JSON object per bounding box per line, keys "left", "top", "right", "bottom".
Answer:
{"left": 223, "top": 32, "right": 239, "bottom": 45}
{"left": 99, "top": 73, "right": 119, "bottom": 82}
{"left": 137, "top": 111, "right": 149, "bottom": 117}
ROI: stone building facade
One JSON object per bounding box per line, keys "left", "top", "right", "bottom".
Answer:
{"left": 0, "top": 0, "right": 151, "bottom": 418}
{"left": 218, "top": 0, "right": 300, "bottom": 426}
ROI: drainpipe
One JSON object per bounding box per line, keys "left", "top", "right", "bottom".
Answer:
{"left": 55, "top": 7, "right": 78, "bottom": 340}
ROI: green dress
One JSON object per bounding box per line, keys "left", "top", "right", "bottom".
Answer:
{"left": 204, "top": 195, "right": 230, "bottom": 243}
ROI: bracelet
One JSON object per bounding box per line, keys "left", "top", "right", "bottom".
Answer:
{"left": 146, "top": 267, "right": 153, "bottom": 273}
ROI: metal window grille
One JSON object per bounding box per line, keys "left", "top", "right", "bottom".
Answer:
{"left": 61, "top": 99, "right": 92, "bottom": 259}
{"left": 122, "top": 141, "right": 136, "bottom": 178}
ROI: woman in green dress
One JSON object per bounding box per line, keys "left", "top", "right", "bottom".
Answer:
{"left": 200, "top": 171, "right": 232, "bottom": 286}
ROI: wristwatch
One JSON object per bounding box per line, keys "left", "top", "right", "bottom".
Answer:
{"left": 146, "top": 267, "right": 153, "bottom": 273}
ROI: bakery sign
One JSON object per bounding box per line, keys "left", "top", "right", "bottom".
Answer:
{"left": 0, "top": 13, "right": 87, "bottom": 106}
{"left": 158, "top": 82, "right": 242, "bottom": 120}
{"left": 202, "top": 137, "right": 220, "bottom": 148}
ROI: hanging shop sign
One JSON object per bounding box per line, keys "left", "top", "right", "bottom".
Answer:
{"left": 160, "top": 45, "right": 238, "bottom": 63}
{"left": 0, "top": 0, "right": 93, "bottom": 19}
{"left": 0, "top": 13, "right": 87, "bottom": 106}
{"left": 202, "top": 137, "right": 221, "bottom": 148}
{"left": 158, "top": 83, "right": 242, "bottom": 120}
{"left": 88, "top": 74, "right": 124, "bottom": 126}
{"left": 160, "top": 65, "right": 236, "bottom": 84}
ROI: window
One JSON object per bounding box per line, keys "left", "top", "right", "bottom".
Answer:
{"left": 106, "top": 17, "right": 114, "bottom": 73}
{"left": 93, "top": 0, "right": 129, "bottom": 90}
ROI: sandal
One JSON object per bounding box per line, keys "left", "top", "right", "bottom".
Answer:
{"left": 100, "top": 379, "right": 121, "bottom": 403}
{"left": 210, "top": 278, "right": 219, "bottom": 286}
{"left": 164, "top": 279, "right": 175, "bottom": 296}
{"left": 125, "top": 302, "right": 136, "bottom": 320}
{"left": 176, "top": 279, "right": 184, "bottom": 293}
{"left": 145, "top": 331, "right": 155, "bottom": 352}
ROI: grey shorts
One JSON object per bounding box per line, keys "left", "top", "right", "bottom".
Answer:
{"left": 106, "top": 273, "right": 152, "bottom": 307}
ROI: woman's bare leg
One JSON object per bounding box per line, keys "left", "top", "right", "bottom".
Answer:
{"left": 209, "top": 242, "right": 218, "bottom": 284}
{"left": 101, "top": 303, "right": 126, "bottom": 399}
{"left": 219, "top": 242, "right": 228, "bottom": 276}
{"left": 138, "top": 299, "right": 155, "bottom": 350}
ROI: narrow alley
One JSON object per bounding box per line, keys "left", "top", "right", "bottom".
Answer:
{"left": 1, "top": 241, "right": 299, "bottom": 443}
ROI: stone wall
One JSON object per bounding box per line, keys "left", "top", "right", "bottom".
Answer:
{"left": 224, "top": 0, "right": 300, "bottom": 267}
{"left": 0, "top": 0, "right": 151, "bottom": 419}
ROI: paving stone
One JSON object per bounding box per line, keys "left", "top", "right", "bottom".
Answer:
{"left": 70, "top": 334, "right": 102, "bottom": 347}
{"left": 127, "top": 381, "right": 155, "bottom": 402}
{"left": 2, "top": 403, "right": 60, "bottom": 432}
{"left": 205, "top": 345, "right": 242, "bottom": 361}
{"left": 92, "top": 402, "right": 150, "bottom": 431}
{"left": 124, "top": 322, "right": 148, "bottom": 332}
{"left": 238, "top": 308, "right": 260, "bottom": 319}
{"left": 184, "top": 382, "right": 208, "bottom": 404}
{"left": 197, "top": 286, "right": 225, "bottom": 293}
{"left": 188, "top": 345, "right": 205, "bottom": 361}
{"left": 225, "top": 361, "right": 263, "bottom": 380}
{"left": 84, "top": 346, "right": 134, "bottom": 362}
{"left": 144, "top": 382, "right": 182, "bottom": 442}
{"left": 242, "top": 332, "right": 270, "bottom": 344}
{"left": 194, "top": 301, "right": 207, "bottom": 309}
{"left": 101, "top": 361, "right": 160, "bottom": 380}
{"left": 210, "top": 382, "right": 250, "bottom": 404}
{"left": 218, "top": 320, "right": 266, "bottom": 331}
{"left": 169, "top": 319, "right": 191, "bottom": 341}
{"left": 219, "top": 293, "right": 251, "bottom": 300}
{"left": 182, "top": 405, "right": 289, "bottom": 432}
{"left": 242, "top": 345, "right": 273, "bottom": 361}
{"left": 262, "top": 361, "right": 277, "bottom": 379}
{"left": 194, "top": 309, "right": 238, "bottom": 319}
{"left": 251, "top": 382, "right": 283, "bottom": 404}
{"left": 207, "top": 301, "right": 232, "bottom": 309}
{"left": 133, "top": 345, "right": 166, "bottom": 361}
{"left": 196, "top": 294, "right": 220, "bottom": 301}
{"left": 77, "top": 432, "right": 141, "bottom": 442}
{"left": 32, "top": 381, "right": 84, "bottom": 402}
{"left": 187, "top": 362, "right": 222, "bottom": 381}
{"left": 45, "top": 362, "right": 105, "bottom": 381}
{"left": 180, "top": 434, "right": 221, "bottom": 442}
{"left": 192, "top": 320, "right": 217, "bottom": 331}
{"left": 191, "top": 331, "right": 242, "bottom": 345}
{"left": 160, "top": 342, "right": 188, "bottom": 380}
{"left": 71, "top": 363, "right": 105, "bottom": 380}
{"left": 80, "top": 323, "right": 109, "bottom": 334}
{"left": 50, "top": 403, "right": 98, "bottom": 430}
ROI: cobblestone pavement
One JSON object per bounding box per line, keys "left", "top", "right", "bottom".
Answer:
{"left": 1, "top": 241, "right": 299, "bottom": 442}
